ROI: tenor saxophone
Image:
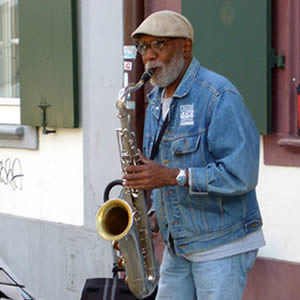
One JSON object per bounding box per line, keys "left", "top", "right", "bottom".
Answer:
{"left": 96, "top": 69, "right": 159, "bottom": 299}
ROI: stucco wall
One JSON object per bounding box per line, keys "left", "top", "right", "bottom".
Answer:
{"left": 0, "top": 129, "right": 84, "bottom": 225}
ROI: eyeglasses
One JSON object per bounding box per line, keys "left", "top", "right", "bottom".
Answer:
{"left": 137, "top": 38, "right": 174, "bottom": 56}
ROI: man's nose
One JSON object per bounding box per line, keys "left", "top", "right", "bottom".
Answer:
{"left": 143, "top": 47, "right": 158, "bottom": 61}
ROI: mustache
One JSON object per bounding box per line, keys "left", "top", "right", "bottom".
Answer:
{"left": 145, "top": 61, "right": 164, "bottom": 71}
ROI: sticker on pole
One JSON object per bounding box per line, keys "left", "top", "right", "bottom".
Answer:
{"left": 124, "top": 46, "right": 137, "bottom": 59}
{"left": 124, "top": 61, "right": 132, "bottom": 71}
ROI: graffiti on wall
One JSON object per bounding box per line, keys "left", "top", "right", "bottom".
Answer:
{"left": 0, "top": 158, "right": 23, "bottom": 191}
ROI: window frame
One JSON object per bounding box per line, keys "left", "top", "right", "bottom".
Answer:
{"left": 263, "top": 0, "right": 300, "bottom": 167}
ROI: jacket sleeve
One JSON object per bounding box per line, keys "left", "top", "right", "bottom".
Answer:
{"left": 189, "top": 89, "right": 260, "bottom": 196}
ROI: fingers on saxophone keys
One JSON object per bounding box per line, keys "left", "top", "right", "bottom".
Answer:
{"left": 121, "top": 177, "right": 135, "bottom": 188}
{"left": 122, "top": 172, "right": 136, "bottom": 184}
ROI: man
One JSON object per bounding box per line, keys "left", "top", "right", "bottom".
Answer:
{"left": 123, "top": 10, "right": 265, "bottom": 300}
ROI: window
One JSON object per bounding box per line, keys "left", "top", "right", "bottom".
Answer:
{"left": 0, "top": 0, "right": 78, "bottom": 149}
{"left": 0, "top": 0, "right": 20, "bottom": 126}
{"left": 0, "top": 0, "right": 19, "bottom": 102}
{"left": 0, "top": 0, "right": 37, "bottom": 149}
{"left": 1, "top": 0, "right": 78, "bottom": 129}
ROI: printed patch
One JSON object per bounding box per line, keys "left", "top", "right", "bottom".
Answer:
{"left": 180, "top": 104, "right": 194, "bottom": 126}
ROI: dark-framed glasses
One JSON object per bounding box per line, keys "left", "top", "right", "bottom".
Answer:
{"left": 137, "top": 38, "right": 174, "bottom": 56}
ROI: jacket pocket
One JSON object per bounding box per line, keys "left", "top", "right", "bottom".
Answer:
{"left": 171, "top": 134, "right": 201, "bottom": 155}
{"left": 170, "top": 134, "right": 204, "bottom": 168}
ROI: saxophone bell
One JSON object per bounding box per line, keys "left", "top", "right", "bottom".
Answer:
{"left": 96, "top": 198, "right": 133, "bottom": 241}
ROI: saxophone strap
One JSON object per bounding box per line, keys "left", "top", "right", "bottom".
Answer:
{"left": 150, "top": 113, "right": 169, "bottom": 160}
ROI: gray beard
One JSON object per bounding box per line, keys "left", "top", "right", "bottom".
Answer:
{"left": 146, "top": 50, "right": 185, "bottom": 88}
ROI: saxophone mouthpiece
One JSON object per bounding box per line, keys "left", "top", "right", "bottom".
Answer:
{"left": 140, "top": 68, "right": 155, "bottom": 84}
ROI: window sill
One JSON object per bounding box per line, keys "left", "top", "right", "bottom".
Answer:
{"left": 0, "top": 97, "right": 20, "bottom": 106}
{"left": 0, "top": 125, "right": 38, "bottom": 150}
{"left": 278, "top": 138, "right": 300, "bottom": 149}
{"left": 263, "top": 134, "right": 300, "bottom": 167}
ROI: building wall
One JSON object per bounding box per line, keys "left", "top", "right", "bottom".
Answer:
{"left": 0, "top": 130, "right": 83, "bottom": 225}
{"left": 0, "top": 0, "right": 123, "bottom": 299}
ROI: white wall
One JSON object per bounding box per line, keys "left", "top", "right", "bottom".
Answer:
{"left": 257, "top": 137, "right": 300, "bottom": 263}
{"left": 0, "top": 128, "right": 84, "bottom": 225}
{"left": 79, "top": 0, "right": 123, "bottom": 229}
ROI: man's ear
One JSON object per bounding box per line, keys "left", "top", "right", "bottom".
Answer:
{"left": 183, "top": 39, "right": 193, "bottom": 58}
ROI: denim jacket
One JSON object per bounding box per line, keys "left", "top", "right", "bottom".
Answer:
{"left": 143, "top": 57, "right": 263, "bottom": 256}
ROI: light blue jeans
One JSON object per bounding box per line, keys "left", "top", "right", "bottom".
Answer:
{"left": 155, "top": 248, "right": 258, "bottom": 300}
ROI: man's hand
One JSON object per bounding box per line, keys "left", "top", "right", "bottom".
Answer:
{"left": 122, "top": 150, "right": 178, "bottom": 190}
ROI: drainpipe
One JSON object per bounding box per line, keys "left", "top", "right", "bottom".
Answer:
{"left": 123, "top": 0, "right": 145, "bottom": 150}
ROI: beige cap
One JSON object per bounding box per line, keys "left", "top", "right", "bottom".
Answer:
{"left": 131, "top": 10, "right": 194, "bottom": 42}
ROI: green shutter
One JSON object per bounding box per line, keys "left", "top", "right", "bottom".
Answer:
{"left": 183, "top": 0, "right": 272, "bottom": 134}
{"left": 19, "top": 0, "right": 79, "bottom": 128}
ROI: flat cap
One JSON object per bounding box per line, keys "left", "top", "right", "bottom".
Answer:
{"left": 131, "top": 10, "right": 194, "bottom": 42}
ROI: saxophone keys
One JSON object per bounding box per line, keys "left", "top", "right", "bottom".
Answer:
{"left": 118, "top": 257, "right": 126, "bottom": 269}
{"left": 112, "top": 241, "right": 120, "bottom": 251}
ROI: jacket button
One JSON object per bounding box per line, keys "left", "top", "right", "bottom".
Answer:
{"left": 251, "top": 222, "right": 259, "bottom": 228}
{"left": 163, "top": 160, "right": 169, "bottom": 164}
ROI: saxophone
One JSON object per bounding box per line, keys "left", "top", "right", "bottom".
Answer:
{"left": 95, "top": 69, "right": 159, "bottom": 299}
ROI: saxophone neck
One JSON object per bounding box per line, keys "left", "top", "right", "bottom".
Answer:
{"left": 127, "top": 68, "right": 154, "bottom": 94}
{"left": 116, "top": 68, "right": 154, "bottom": 126}
{"left": 117, "top": 68, "right": 155, "bottom": 111}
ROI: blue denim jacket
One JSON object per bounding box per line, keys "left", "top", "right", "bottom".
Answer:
{"left": 143, "top": 57, "right": 263, "bottom": 256}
